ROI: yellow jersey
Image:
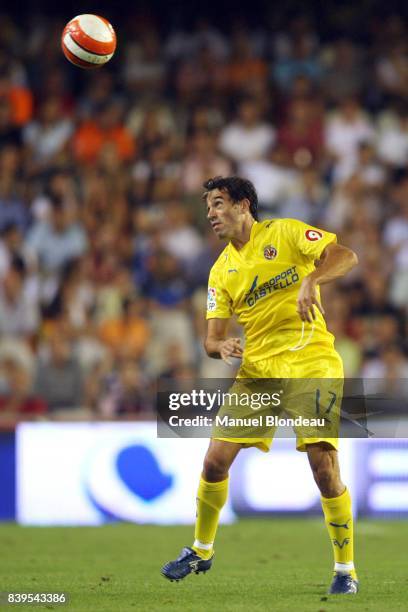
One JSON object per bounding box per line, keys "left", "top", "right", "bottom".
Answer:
{"left": 206, "top": 219, "right": 337, "bottom": 361}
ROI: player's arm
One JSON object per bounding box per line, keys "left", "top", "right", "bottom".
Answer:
{"left": 204, "top": 318, "right": 243, "bottom": 364}
{"left": 311, "top": 243, "right": 358, "bottom": 284}
{"left": 297, "top": 243, "right": 358, "bottom": 323}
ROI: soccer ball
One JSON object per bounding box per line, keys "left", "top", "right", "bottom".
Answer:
{"left": 61, "top": 14, "right": 116, "bottom": 69}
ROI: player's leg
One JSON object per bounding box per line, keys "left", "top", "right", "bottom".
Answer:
{"left": 161, "top": 439, "right": 242, "bottom": 581}
{"left": 306, "top": 442, "right": 358, "bottom": 594}
{"left": 192, "top": 438, "right": 242, "bottom": 558}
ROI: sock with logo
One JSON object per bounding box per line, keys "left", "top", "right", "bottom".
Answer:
{"left": 321, "top": 487, "right": 357, "bottom": 580}
{"left": 191, "top": 475, "right": 229, "bottom": 560}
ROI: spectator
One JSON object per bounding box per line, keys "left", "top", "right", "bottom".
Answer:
{"left": 98, "top": 358, "right": 152, "bottom": 417}
{"left": 323, "top": 39, "right": 365, "bottom": 103}
{"left": 273, "top": 33, "right": 323, "bottom": 91}
{"left": 362, "top": 344, "right": 408, "bottom": 381}
{"left": 175, "top": 45, "right": 226, "bottom": 104}
{"left": 384, "top": 196, "right": 408, "bottom": 307}
{"left": 127, "top": 105, "right": 176, "bottom": 153}
{"left": 377, "top": 42, "right": 408, "bottom": 100}
{"left": 77, "top": 71, "right": 115, "bottom": 120}
{"left": 23, "top": 96, "right": 73, "bottom": 169}
{"left": 0, "top": 222, "right": 25, "bottom": 279}
{"left": 377, "top": 103, "right": 408, "bottom": 167}
{"left": 123, "top": 30, "right": 166, "bottom": 96}
{"left": 0, "top": 148, "right": 30, "bottom": 233}
{"left": 25, "top": 196, "right": 87, "bottom": 274}
{"left": 0, "top": 260, "right": 39, "bottom": 338}
{"left": 131, "top": 136, "right": 181, "bottom": 204}
{"left": 72, "top": 101, "right": 136, "bottom": 164}
{"left": 219, "top": 97, "right": 275, "bottom": 163}
{"left": 34, "top": 333, "right": 83, "bottom": 412}
{"left": 0, "top": 67, "right": 33, "bottom": 126}
{"left": 142, "top": 248, "right": 191, "bottom": 308}
{"left": 325, "top": 97, "right": 375, "bottom": 183}
{"left": 223, "top": 26, "right": 268, "bottom": 93}
{"left": 239, "top": 144, "right": 299, "bottom": 217}
{"left": 328, "top": 318, "right": 362, "bottom": 378}
{"left": 281, "top": 167, "right": 327, "bottom": 224}
{"left": 0, "top": 357, "right": 46, "bottom": 424}
{"left": 99, "top": 296, "right": 150, "bottom": 360}
{"left": 0, "top": 97, "right": 23, "bottom": 147}
{"left": 30, "top": 168, "right": 79, "bottom": 223}
{"left": 160, "top": 202, "right": 204, "bottom": 266}
{"left": 277, "top": 98, "right": 324, "bottom": 168}
{"left": 181, "top": 130, "right": 232, "bottom": 196}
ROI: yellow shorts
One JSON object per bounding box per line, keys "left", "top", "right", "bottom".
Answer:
{"left": 213, "top": 343, "right": 344, "bottom": 453}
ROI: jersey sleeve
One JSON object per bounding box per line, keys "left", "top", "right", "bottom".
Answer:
{"left": 285, "top": 219, "right": 337, "bottom": 259}
{"left": 206, "top": 265, "right": 233, "bottom": 319}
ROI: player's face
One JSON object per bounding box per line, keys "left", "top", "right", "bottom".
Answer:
{"left": 206, "top": 189, "right": 242, "bottom": 240}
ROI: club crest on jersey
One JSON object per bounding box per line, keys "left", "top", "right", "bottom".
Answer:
{"left": 305, "top": 229, "right": 323, "bottom": 241}
{"left": 207, "top": 287, "right": 217, "bottom": 311}
{"left": 263, "top": 245, "right": 277, "bottom": 260}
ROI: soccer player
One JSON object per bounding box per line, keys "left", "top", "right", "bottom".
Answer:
{"left": 161, "top": 176, "right": 359, "bottom": 594}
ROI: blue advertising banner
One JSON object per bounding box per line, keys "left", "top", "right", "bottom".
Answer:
{"left": 0, "top": 423, "right": 407, "bottom": 524}
{"left": 0, "top": 432, "right": 15, "bottom": 520}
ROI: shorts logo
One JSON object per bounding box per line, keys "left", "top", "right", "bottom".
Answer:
{"left": 207, "top": 287, "right": 217, "bottom": 311}
{"left": 263, "top": 245, "right": 277, "bottom": 260}
{"left": 305, "top": 229, "right": 323, "bottom": 241}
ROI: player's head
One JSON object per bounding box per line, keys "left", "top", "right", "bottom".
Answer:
{"left": 203, "top": 176, "right": 258, "bottom": 239}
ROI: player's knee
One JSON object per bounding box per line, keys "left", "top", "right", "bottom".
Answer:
{"left": 203, "top": 454, "right": 229, "bottom": 482}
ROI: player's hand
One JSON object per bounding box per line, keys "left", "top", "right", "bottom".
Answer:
{"left": 219, "top": 338, "right": 243, "bottom": 365}
{"left": 297, "top": 276, "right": 325, "bottom": 323}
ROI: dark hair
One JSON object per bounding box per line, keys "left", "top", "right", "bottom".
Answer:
{"left": 202, "top": 176, "right": 258, "bottom": 220}
{"left": 49, "top": 194, "right": 65, "bottom": 211}
{"left": 10, "top": 255, "right": 25, "bottom": 276}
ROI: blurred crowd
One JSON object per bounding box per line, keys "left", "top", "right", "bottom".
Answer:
{"left": 0, "top": 10, "right": 407, "bottom": 423}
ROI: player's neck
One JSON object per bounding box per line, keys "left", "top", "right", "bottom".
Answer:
{"left": 230, "top": 218, "right": 256, "bottom": 250}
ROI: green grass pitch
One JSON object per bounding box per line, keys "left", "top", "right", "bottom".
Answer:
{"left": 0, "top": 518, "right": 407, "bottom": 611}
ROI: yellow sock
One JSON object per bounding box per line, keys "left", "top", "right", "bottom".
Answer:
{"left": 321, "top": 487, "right": 357, "bottom": 580}
{"left": 191, "top": 476, "right": 229, "bottom": 560}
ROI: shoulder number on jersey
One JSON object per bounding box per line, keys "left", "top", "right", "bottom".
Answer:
{"left": 305, "top": 229, "right": 323, "bottom": 241}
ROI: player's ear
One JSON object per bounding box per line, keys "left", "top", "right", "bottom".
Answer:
{"left": 241, "top": 198, "right": 251, "bottom": 215}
